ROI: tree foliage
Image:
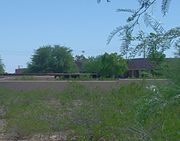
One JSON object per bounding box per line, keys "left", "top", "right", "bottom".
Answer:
{"left": 127, "top": 28, "right": 180, "bottom": 58}
{"left": 99, "top": 0, "right": 172, "bottom": 33}
{"left": 163, "top": 42, "right": 180, "bottom": 85}
{"left": 74, "top": 55, "right": 87, "bottom": 73}
{"left": 98, "top": 0, "right": 179, "bottom": 59}
{"left": 100, "top": 53, "right": 127, "bottom": 77}
{"left": 27, "top": 45, "right": 76, "bottom": 73}
{"left": 84, "top": 53, "right": 127, "bottom": 77}
{"left": 83, "top": 56, "right": 102, "bottom": 74}
{"left": 174, "top": 39, "right": 180, "bottom": 58}
{"left": 97, "top": 0, "right": 110, "bottom": 3}
{"left": 0, "top": 57, "right": 5, "bottom": 74}
{"left": 163, "top": 58, "right": 180, "bottom": 85}
{"left": 27, "top": 46, "right": 127, "bottom": 77}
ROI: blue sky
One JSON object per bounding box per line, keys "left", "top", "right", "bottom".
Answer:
{"left": 0, "top": 0, "right": 179, "bottom": 73}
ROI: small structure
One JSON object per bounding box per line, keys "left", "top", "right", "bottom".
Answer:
{"left": 127, "top": 58, "right": 154, "bottom": 78}
{"left": 15, "top": 68, "right": 27, "bottom": 74}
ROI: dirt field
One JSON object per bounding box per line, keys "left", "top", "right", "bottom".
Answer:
{"left": 0, "top": 79, "right": 168, "bottom": 91}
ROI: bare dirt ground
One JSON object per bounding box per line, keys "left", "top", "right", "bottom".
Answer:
{"left": 0, "top": 76, "right": 167, "bottom": 92}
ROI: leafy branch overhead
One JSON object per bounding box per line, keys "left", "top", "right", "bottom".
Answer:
{"left": 99, "top": 0, "right": 180, "bottom": 59}
{"left": 107, "top": 0, "right": 173, "bottom": 43}
{"left": 97, "top": 0, "right": 110, "bottom": 3}
{"left": 129, "top": 27, "right": 180, "bottom": 58}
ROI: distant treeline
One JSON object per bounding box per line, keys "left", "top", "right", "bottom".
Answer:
{"left": 26, "top": 45, "right": 127, "bottom": 78}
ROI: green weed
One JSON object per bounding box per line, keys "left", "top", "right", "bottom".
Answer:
{"left": 0, "top": 82, "right": 179, "bottom": 140}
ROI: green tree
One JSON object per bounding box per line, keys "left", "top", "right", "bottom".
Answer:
{"left": 148, "top": 50, "right": 166, "bottom": 76}
{"left": 28, "top": 45, "right": 75, "bottom": 73}
{"left": 128, "top": 29, "right": 180, "bottom": 77}
{"left": 99, "top": 0, "right": 179, "bottom": 79}
{"left": 164, "top": 42, "right": 180, "bottom": 85}
{"left": 0, "top": 57, "right": 5, "bottom": 74}
{"left": 74, "top": 55, "right": 87, "bottom": 73}
{"left": 28, "top": 46, "right": 52, "bottom": 73}
{"left": 49, "top": 45, "right": 76, "bottom": 73}
{"left": 131, "top": 30, "right": 180, "bottom": 58}
{"left": 174, "top": 39, "right": 180, "bottom": 58}
{"left": 99, "top": 53, "right": 127, "bottom": 77}
{"left": 84, "top": 53, "right": 127, "bottom": 78}
{"left": 84, "top": 56, "right": 101, "bottom": 73}
{"left": 165, "top": 58, "right": 180, "bottom": 85}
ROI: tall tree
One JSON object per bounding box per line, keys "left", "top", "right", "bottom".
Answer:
{"left": 174, "top": 39, "right": 180, "bottom": 58}
{"left": 28, "top": 46, "right": 52, "bottom": 73}
{"left": 84, "top": 53, "right": 127, "bottom": 77}
{"left": 28, "top": 45, "right": 75, "bottom": 73}
{"left": 50, "top": 45, "right": 75, "bottom": 73}
{"left": 165, "top": 40, "right": 180, "bottom": 84}
{"left": 100, "top": 53, "right": 127, "bottom": 77}
{"left": 84, "top": 56, "right": 102, "bottom": 73}
{"left": 0, "top": 57, "right": 5, "bottom": 74}
{"left": 74, "top": 55, "right": 87, "bottom": 73}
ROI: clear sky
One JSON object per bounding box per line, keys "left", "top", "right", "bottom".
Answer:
{"left": 0, "top": 0, "right": 179, "bottom": 73}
